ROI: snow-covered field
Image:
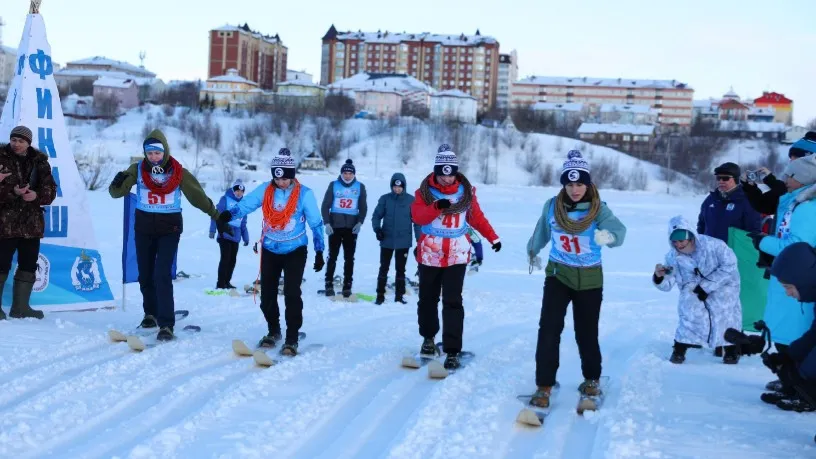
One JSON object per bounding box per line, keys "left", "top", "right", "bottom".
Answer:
{"left": 1, "top": 171, "right": 814, "bottom": 458}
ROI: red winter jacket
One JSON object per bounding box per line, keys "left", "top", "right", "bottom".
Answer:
{"left": 411, "top": 174, "right": 499, "bottom": 268}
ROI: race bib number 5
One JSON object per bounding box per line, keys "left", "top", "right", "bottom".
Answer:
{"left": 553, "top": 233, "right": 590, "bottom": 254}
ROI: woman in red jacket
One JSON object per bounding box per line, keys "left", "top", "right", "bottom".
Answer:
{"left": 411, "top": 144, "right": 501, "bottom": 369}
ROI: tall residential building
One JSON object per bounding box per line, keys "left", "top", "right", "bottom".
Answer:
{"left": 209, "top": 23, "right": 287, "bottom": 91}
{"left": 496, "top": 50, "right": 517, "bottom": 112}
{"left": 320, "top": 25, "right": 500, "bottom": 111}
{"left": 753, "top": 91, "right": 793, "bottom": 125}
{"left": 511, "top": 76, "right": 694, "bottom": 129}
{"left": 0, "top": 16, "right": 17, "bottom": 91}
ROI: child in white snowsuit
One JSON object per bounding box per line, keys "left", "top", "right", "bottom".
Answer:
{"left": 653, "top": 216, "right": 742, "bottom": 364}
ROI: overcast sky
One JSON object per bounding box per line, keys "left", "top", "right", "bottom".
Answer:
{"left": 3, "top": 0, "right": 814, "bottom": 123}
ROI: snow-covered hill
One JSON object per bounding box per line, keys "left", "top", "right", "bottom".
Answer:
{"left": 64, "top": 105, "right": 699, "bottom": 197}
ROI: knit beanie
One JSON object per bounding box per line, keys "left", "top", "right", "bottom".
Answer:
{"left": 714, "top": 162, "right": 741, "bottom": 179}
{"left": 271, "top": 148, "right": 296, "bottom": 179}
{"left": 560, "top": 150, "right": 591, "bottom": 186}
{"left": 782, "top": 154, "right": 816, "bottom": 186}
{"left": 790, "top": 131, "right": 816, "bottom": 159}
{"left": 771, "top": 241, "right": 816, "bottom": 303}
{"left": 232, "top": 178, "right": 245, "bottom": 192}
{"left": 340, "top": 159, "right": 356, "bottom": 175}
{"left": 10, "top": 125, "right": 33, "bottom": 144}
{"left": 434, "top": 144, "right": 459, "bottom": 176}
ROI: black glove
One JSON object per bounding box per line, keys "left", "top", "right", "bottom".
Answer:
{"left": 693, "top": 285, "right": 708, "bottom": 302}
{"left": 314, "top": 251, "right": 325, "bottom": 272}
{"left": 746, "top": 232, "right": 766, "bottom": 251}
{"left": 252, "top": 242, "right": 259, "bottom": 254}
{"left": 435, "top": 199, "right": 451, "bottom": 210}
{"left": 492, "top": 241, "right": 501, "bottom": 252}
{"left": 215, "top": 211, "right": 234, "bottom": 237}
{"left": 376, "top": 229, "right": 384, "bottom": 241}
{"left": 111, "top": 171, "right": 128, "bottom": 188}
{"left": 243, "top": 241, "right": 249, "bottom": 246}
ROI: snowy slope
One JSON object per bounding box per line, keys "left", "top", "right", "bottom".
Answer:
{"left": 0, "top": 174, "right": 813, "bottom": 458}
{"left": 63, "top": 105, "right": 698, "bottom": 196}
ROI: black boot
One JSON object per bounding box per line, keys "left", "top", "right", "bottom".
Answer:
{"left": 140, "top": 314, "right": 158, "bottom": 328}
{"left": 280, "top": 341, "right": 298, "bottom": 356}
{"left": 324, "top": 282, "right": 335, "bottom": 297}
{"left": 723, "top": 345, "right": 740, "bottom": 364}
{"left": 375, "top": 276, "right": 386, "bottom": 304}
{"left": 394, "top": 277, "right": 407, "bottom": 304}
{"left": 420, "top": 337, "right": 438, "bottom": 356}
{"left": 0, "top": 272, "right": 7, "bottom": 320}
{"left": 444, "top": 352, "right": 461, "bottom": 370}
{"left": 670, "top": 341, "right": 688, "bottom": 364}
{"left": 9, "top": 271, "right": 43, "bottom": 319}
{"left": 156, "top": 326, "right": 174, "bottom": 341}
{"left": 258, "top": 331, "right": 281, "bottom": 348}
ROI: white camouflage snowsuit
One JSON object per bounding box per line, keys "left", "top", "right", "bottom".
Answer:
{"left": 654, "top": 216, "right": 742, "bottom": 347}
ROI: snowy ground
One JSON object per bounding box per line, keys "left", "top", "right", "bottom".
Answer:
{"left": 1, "top": 174, "right": 814, "bottom": 459}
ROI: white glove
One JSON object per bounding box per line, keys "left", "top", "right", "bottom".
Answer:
{"left": 528, "top": 252, "right": 543, "bottom": 270}
{"left": 352, "top": 222, "right": 362, "bottom": 234}
{"left": 325, "top": 224, "right": 333, "bottom": 236}
{"left": 594, "top": 229, "right": 615, "bottom": 246}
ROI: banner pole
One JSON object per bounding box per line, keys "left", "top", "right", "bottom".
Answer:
{"left": 122, "top": 282, "right": 126, "bottom": 311}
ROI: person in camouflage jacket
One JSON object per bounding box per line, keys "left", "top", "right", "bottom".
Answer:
{"left": 0, "top": 125, "right": 58, "bottom": 320}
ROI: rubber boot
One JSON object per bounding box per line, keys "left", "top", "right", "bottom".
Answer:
{"left": 0, "top": 272, "right": 7, "bottom": 320}
{"left": 375, "top": 276, "right": 386, "bottom": 304}
{"left": 9, "top": 270, "right": 44, "bottom": 319}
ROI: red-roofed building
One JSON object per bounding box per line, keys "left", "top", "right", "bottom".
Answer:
{"left": 717, "top": 98, "right": 750, "bottom": 121}
{"left": 753, "top": 91, "right": 793, "bottom": 125}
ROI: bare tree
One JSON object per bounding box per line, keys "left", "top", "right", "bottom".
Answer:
{"left": 806, "top": 118, "right": 816, "bottom": 131}
{"left": 75, "top": 144, "right": 115, "bottom": 190}
{"left": 94, "top": 93, "right": 120, "bottom": 119}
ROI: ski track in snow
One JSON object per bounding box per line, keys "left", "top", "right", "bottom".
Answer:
{"left": 3, "top": 177, "right": 816, "bottom": 458}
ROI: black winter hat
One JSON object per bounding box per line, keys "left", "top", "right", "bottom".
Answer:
{"left": 771, "top": 242, "right": 816, "bottom": 303}
{"left": 714, "top": 162, "right": 740, "bottom": 179}
{"left": 340, "top": 159, "right": 356, "bottom": 175}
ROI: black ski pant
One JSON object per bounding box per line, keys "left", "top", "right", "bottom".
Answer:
{"left": 260, "top": 245, "right": 307, "bottom": 343}
{"left": 217, "top": 239, "right": 239, "bottom": 287}
{"left": 535, "top": 276, "right": 603, "bottom": 387}
{"left": 377, "top": 248, "right": 408, "bottom": 295}
{"left": 417, "top": 263, "right": 467, "bottom": 354}
{"left": 0, "top": 237, "right": 41, "bottom": 274}
{"left": 325, "top": 228, "right": 357, "bottom": 289}
{"left": 135, "top": 232, "right": 180, "bottom": 329}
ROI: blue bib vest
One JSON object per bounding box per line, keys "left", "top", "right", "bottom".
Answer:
{"left": 330, "top": 180, "right": 361, "bottom": 215}
{"left": 421, "top": 184, "right": 469, "bottom": 238}
{"left": 547, "top": 201, "right": 601, "bottom": 267}
{"left": 135, "top": 161, "right": 182, "bottom": 214}
{"left": 263, "top": 187, "right": 306, "bottom": 243}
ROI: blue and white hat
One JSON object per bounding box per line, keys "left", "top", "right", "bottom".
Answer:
{"left": 560, "top": 150, "right": 591, "bottom": 186}
{"left": 790, "top": 131, "right": 816, "bottom": 158}
{"left": 271, "top": 148, "right": 296, "bottom": 179}
{"left": 434, "top": 144, "right": 459, "bottom": 176}
{"left": 232, "top": 178, "right": 245, "bottom": 192}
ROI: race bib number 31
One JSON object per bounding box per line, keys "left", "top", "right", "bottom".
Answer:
{"left": 553, "top": 232, "right": 590, "bottom": 254}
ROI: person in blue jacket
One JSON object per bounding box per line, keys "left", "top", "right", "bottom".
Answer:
{"left": 217, "top": 148, "right": 325, "bottom": 356}
{"left": 697, "top": 162, "right": 762, "bottom": 244}
{"left": 371, "top": 172, "right": 420, "bottom": 304}
{"left": 747, "top": 154, "right": 816, "bottom": 389}
{"left": 766, "top": 242, "right": 816, "bottom": 415}
{"left": 210, "top": 179, "right": 250, "bottom": 290}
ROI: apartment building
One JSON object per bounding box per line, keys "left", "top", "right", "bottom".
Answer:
{"left": 320, "top": 25, "right": 500, "bottom": 111}
{"left": 512, "top": 76, "right": 694, "bottom": 130}
{"left": 209, "top": 23, "right": 287, "bottom": 91}
{"left": 496, "top": 50, "right": 518, "bottom": 112}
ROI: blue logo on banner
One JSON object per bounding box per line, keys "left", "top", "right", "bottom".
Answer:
{"left": 73, "top": 250, "right": 101, "bottom": 292}
{"left": 28, "top": 49, "right": 53, "bottom": 80}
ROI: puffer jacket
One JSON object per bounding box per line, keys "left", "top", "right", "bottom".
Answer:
{"left": 0, "top": 143, "right": 58, "bottom": 239}
{"left": 759, "top": 184, "right": 816, "bottom": 345}
{"left": 654, "top": 216, "right": 742, "bottom": 347}
{"left": 371, "top": 173, "right": 421, "bottom": 249}
{"left": 209, "top": 188, "right": 249, "bottom": 244}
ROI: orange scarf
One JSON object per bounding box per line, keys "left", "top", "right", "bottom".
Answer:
{"left": 262, "top": 179, "right": 301, "bottom": 230}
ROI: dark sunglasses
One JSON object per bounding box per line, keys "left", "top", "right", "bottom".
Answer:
{"left": 716, "top": 175, "right": 733, "bottom": 182}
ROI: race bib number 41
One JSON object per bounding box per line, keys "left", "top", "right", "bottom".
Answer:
{"left": 432, "top": 212, "right": 466, "bottom": 230}
{"left": 553, "top": 232, "right": 590, "bottom": 254}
